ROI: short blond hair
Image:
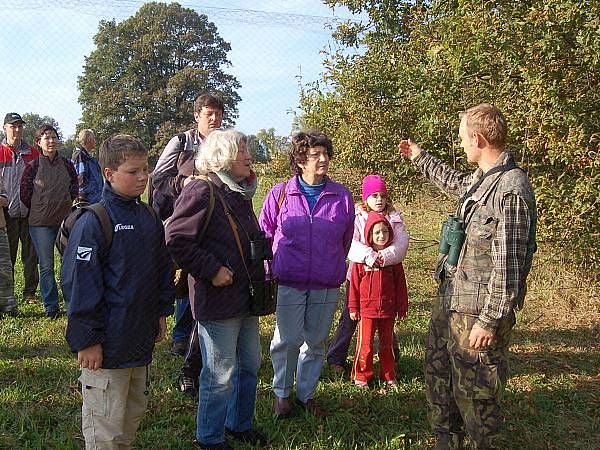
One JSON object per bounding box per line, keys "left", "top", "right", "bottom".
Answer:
{"left": 196, "top": 129, "right": 247, "bottom": 173}
{"left": 459, "top": 104, "right": 507, "bottom": 148}
{"left": 78, "top": 129, "right": 95, "bottom": 146}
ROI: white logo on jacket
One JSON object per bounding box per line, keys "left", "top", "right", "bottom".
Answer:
{"left": 76, "top": 246, "right": 93, "bottom": 261}
{"left": 114, "top": 224, "right": 134, "bottom": 232}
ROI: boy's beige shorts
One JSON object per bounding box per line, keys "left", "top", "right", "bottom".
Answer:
{"left": 79, "top": 366, "right": 149, "bottom": 450}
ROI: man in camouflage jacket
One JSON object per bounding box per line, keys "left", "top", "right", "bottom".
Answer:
{"left": 399, "top": 104, "right": 537, "bottom": 449}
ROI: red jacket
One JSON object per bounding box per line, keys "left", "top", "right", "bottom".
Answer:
{"left": 348, "top": 212, "right": 408, "bottom": 319}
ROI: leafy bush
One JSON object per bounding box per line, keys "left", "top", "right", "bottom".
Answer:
{"left": 301, "top": 0, "right": 600, "bottom": 278}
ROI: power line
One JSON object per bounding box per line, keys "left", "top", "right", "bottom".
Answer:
{"left": 9, "top": 0, "right": 359, "bottom": 30}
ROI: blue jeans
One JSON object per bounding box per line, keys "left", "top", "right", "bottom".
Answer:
{"left": 172, "top": 296, "right": 194, "bottom": 343}
{"left": 29, "top": 226, "right": 59, "bottom": 313}
{"left": 270, "top": 285, "right": 340, "bottom": 402}
{"left": 196, "top": 317, "right": 261, "bottom": 445}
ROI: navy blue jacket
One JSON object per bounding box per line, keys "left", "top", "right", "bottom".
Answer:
{"left": 63, "top": 183, "right": 174, "bottom": 369}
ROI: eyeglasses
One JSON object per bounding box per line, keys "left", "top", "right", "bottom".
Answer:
{"left": 306, "top": 151, "right": 329, "bottom": 160}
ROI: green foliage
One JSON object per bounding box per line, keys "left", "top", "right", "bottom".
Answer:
{"left": 78, "top": 1, "right": 240, "bottom": 158}
{"left": 303, "top": 0, "right": 600, "bottom": 277}
{"left": 247, "top": 128, "right": 290, "bottom": 164}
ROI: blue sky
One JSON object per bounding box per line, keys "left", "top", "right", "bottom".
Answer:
{"left": 1, "top": 0, "right": 360, "bottom": 139}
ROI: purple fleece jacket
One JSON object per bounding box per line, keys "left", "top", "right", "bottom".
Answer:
{"left": 259, "top": 175, "right": 354, "bottom": 290}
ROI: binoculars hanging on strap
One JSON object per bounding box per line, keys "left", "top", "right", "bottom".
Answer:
{"left": 439, "top": 215, "right": 466, "bottom": 266}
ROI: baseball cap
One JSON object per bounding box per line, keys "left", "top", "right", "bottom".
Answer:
{"left": 4, "top": 113, "right": 25, "bottom": 125}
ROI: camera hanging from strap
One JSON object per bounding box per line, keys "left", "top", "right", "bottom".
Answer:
{"left": 213, "top": 184, "right": 277, "bottom": 316}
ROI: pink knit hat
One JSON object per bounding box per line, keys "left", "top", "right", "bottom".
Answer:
{"left": 361, "top": 174, "right": 387, "bottom": 202}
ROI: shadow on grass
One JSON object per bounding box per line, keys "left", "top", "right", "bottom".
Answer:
{"left": 509, "top": 327, "right": 600, "bottom": 377}
{"left": 0, "top": 341, "right": 72, "bottom": 360}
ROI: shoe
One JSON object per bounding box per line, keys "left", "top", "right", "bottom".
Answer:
{"left": 2, "top": 308, "right": 20, "bottom": 318}
{"left": 385, "top": 380, "right": 398, "bottom": 387}
{"left": 170, "top": 340, "right": 187, "bottom": 356}
{"left": 177, "top": 374, "right": 198, "bottom": 397}
{"left": 354, "top": 380, "right": 369, "bottom": 389}
{"left": 225, "top": 428, "right": 267, "bottom": 446}
{"left": 273, "top": 395, "right": 293, "bottom": 418}
{"left": 295, "top": 398, "right": 327, "bottom": 418}
{"left": 192, "top": 439, "right": 233, "bottom": 450}
{"left": 329, "top": 363, "right": 347, "bottom": 375}
{"left": 24, "top": 294, "right": 37, "bottom": 304}
{"left": 46, "top": 310, "right": 62, "bottom": 320}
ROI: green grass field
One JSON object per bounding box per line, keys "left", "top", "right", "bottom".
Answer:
{"left": 1, "top": 176, "right": 598, "bottom": 449}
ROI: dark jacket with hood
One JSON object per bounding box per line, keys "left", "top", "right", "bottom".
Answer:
{"left": 62, "top": 183, "right": 175, "bottom": 369}
{"left": 348, "top": 212, "right": 409, "bottom": 319}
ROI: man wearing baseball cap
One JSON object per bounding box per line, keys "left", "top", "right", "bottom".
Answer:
{"left": 1, "top": 112, "right": 40, "bottom": 306}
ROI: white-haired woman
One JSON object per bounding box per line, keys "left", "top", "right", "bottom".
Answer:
{"left": 166, "top": 129, "right": 266, "bottom": 449}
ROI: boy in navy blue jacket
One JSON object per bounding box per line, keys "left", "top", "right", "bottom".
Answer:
{"left": 62, "top": 134, "right": 174, "bottom": 449}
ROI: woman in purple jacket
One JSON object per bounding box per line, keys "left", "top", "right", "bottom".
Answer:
{"left": 259, "top": 130, "right": 354, "bottom": 419}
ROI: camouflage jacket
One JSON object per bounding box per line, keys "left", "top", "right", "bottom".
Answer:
{"left": 414, "top": 151, "right": 537, "bottom": 333}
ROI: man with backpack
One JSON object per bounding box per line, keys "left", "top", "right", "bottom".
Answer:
{"left": 72, "top": 129, "right": 103, "bottom": 206}
{"left": 151, "top": 93, "right": 224, "bottom": 396}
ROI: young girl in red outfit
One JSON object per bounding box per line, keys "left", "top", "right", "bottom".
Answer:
{"left": 327, "top": 174, "right": 409, "bottom": 375}
{"left": 349, "top": 212, "right": 409, "bottom": 387}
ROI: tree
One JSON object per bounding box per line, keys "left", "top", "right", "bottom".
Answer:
{"left": 302, "top": 0, "right": 600, "bottom": 277}
{"left": 256, "top": 128, "right": 289, "bottom": 161}
{"left": 78, "top": 1, "right": 241, "bottom": 159}
{"left": 247, "top": 134, "right": 268, "bottom": 163}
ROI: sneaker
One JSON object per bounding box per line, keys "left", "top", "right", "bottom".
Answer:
{"left": 225, "top": 428, "right": 267, "bottom": 446}
{"left": 354, "top": 380, "right": 369, "bottom": 389}
{"left": 170, "top": 340, "right": 187, "bottom": 356}
{"left": 177, "top": 374, "right": 198, "bottom": 397}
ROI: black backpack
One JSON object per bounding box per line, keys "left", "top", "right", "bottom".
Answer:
{"left": 55, "top": 204, "right": 112, "bottom": 257}
{"left": 55, "top": 202, "right": 156, "bottom": 257}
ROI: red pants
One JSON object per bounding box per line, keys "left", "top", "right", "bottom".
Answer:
{"left": 352, "top": 317, "right": 396, "bottom": 382}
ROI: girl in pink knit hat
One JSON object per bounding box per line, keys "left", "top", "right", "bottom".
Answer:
{"left": 326, "top": 174, "right": 410, "bottom": 385}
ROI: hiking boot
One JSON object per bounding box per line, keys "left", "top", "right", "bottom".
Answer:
{"left": 273, "top": 395, "right": 293, "bottom": 418}
{"left": 192, "top": 439, "right": 233, "bottom": 450}
{"left": 1, "top": 308, "right": 20, "bottom": 318}
{"left": 177, "top": 374, "right": 198, "bottom": 397}
{"left": 225, "top": 427, "right": 267, "bottom": 446}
